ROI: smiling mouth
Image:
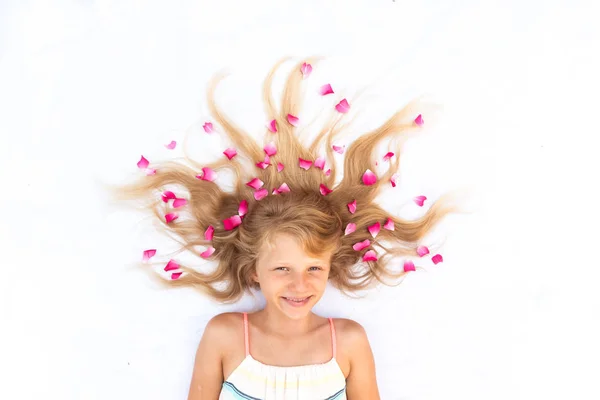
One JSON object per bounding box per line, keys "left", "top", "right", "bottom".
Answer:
{"left": 281, "top": 296, "right": 313, "bottom": 305}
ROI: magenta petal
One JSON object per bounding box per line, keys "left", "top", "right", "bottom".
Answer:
{"left": 200, "top": 246, "right": 216, "bottom": 258}
{"left": 165, "top": 213, "right": 178, "bottom": 223}
{"left": 287, "top": 114, "right": 299, "bottom": 126}
{"left": 142, "top": 249, "right": 156, "bottom": 262}
{"left": 390, "top": 174, "right": 398, "bottom": 187}
{"left": 383, "top": 152, "right": 394, "bottom": 161}
{"left": 347, "top": 199, "right": 357, "bottom": 214}
{"left": 363, "top": 250, "right": 378, "bottom": 262}
{"left": 137, "top": 155, "right": 149, "bottom": 169}
{"left": 404, "top": 260, "right": 416, "bottom": 272}
{"left": 368, "top": 222, "right": 381, "bottom": 238}
{"left": 314, "top": 156, "right": 326, "bottom": 170}
{"left": 203, "top": 122, "right": 214, "bottom": 133}
{"left": 332, "top": 145, "right": 345, "bottom": 154}
{"left": 383, "top": 217, "right": 395, "bottom": 231}
{"left": 277, "top": 162, "right": 284, "bottom": 172}
{"left": 171, "top": 272, "right": 183, "bottom": 280}
{"left": 164, "top": 259, "right": 179, "bottom": 271}
{"left": 344, "top": 223, "right": 356, "bottom": 236}
{"left": 199, "top": 167, "right": 217, "bottom": 182}
{"left": 352, "top": 239, "right": 370, "bottom": 252}
{"left": 172, "top": 198, "right": 188, "bottom": 208}
{"left": 432, "top": 254, "right": 443, "bottom": 264}
{"left": 264, "top": 141, "right": 277, "bottom": 157}
{"left": 223, "top": 215, "right": 242, "bottom": 230}
{"left": 238, "top": 200, "right": 248, "bottom": 216}
{"left": 298, "top": 158, "right": 312, "bottom": 170}
{"left": 417, "top": 245, "right": 430, "bottom": 257}
{"left": 319, "top": 83, "right": 334, "bottom": 95}
{"left": 268, "top": 119, "right": 278, "bottom": 133}
{"left": 246, "top": 178, "right": 264, "bottom": 190}
{"left": 272, "top": 189, "right": 280, "bottom": 195}
{"left": 161, "top": 190, "right": 176, "bottom": 203}
{"left": 254, "top": 188, "right": 269, "bottom": 201}
{"left": 319, "top": 183, "right": 332, "bottom": 196}
{"left": 223, "top": 148, "right": 237, "bottom": 160}
{"left": 414, "top": 195, "right": 427, "bottom": 206}
{"left": 362, "top": 169, "right": 377, "bottom": 186}
{"left": 325, "top": 169, "right": 331, "bottom": 177}
{"left": 335, "top": 98, "right": 350, "bottom": 113}
{"left": 256, "top": 161, "right": 270, "bottom": 169}
{"left": 204, "top": 225, "right": 215, "bottom": 241}
{"left": 165, "top": 140, "right": 177, "bottom": 150}
{"left": 277, "top": 183, "right": 290, "bottom": 193}
{"left": 414, "top": 114, "right": 424, "bottom": 126}
{"left": 301, "top": 62, "right": 312, "bottom": 79}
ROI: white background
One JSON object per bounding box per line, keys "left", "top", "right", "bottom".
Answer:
{"left": 1, "top": 0, "right": 599, "bottom": 399}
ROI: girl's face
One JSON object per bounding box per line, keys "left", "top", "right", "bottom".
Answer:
{"left": 253, "top": 233, "right": 332, "bottom": 319}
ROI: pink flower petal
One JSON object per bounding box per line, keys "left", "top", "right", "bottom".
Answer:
{"left": 319, "top": 83, "right": 334, "bottom": 95}
{"left": 314, "top": 156, "right": 326, "bottom": 170}
{"left": 301, "top": 62, "right": 312, "bottom": 79}
{"left": 254, "top": 188, "right": 269, "bottom": 201}
{"left": 319, "top": 184, "right": 332, "bottom": 196}
{"left": 165, "top": 140, "right": 177, "bottom": 150}
{"left": 383, "top": 217, "right": 395, "bottom": 231}
{"left": 404, "top": 260, "right": 416, "bottom": 272}
{"left": 344, "top": 223, "right": 356, "bottom": 235}
{"left": 298, "top": 158, "right": 312, "bottom": 170}
{"left": 347, "top": 199, "right": 357, "bottom": 214}
{"left": 223, "top": 215, "right": 242, "bottom": 230}
{"left": 238, "top": 200, "right": 248, "bottom": 216}
{"left": 432, "top": 254, "right": 443, "bottom": 264}
{"left": 325, "top": 169, "right": 331, "bottom": 177}
{"left": 161, "top": 191, "right": 176, "bottom": 203}
{"left": 417, "top": 245, "right": 430, "bottom": 257}
{"left": 363, "top": 250, "right": 378, "bottom": 262}
{"left": 268, "top": 119, "right": 278, "bottom": 133}
{"left": 164, "top": 259, "right": 179, "bottom": 271}
{"left": 277, "top": 183, "right": 290, "bottom": 193}
{"left": 223, "top": 148, "right": 237, "bottom": 160}
{"left": 246, "top": 178, "right": 264, "bottom": 190}
{"left": 198, "top": 167, "right": 217, "bottom": 182}
{"left": 390, "top": 174, "right": 398, "bottom": 187}
{"left": 272, "top": 188, "right": 279, "bottom": 195}
{"left": 332, "top": 145, "right": 345, "bottom": 154}
{"left": 171, "top": 272, "right": 183, "bottom": 280}
{"left": 142, "top": 249, "right": 156, "bottom": 262}
{"left": 137, "top": 156, "right": 149, "bottom": 169}
{"left": 368, "top": 222, "right": 380, "bottom": 238}
{"left": 277, "top": 162, "right": 284, "bottom": 172}
{"left": 204, "top": 225, "right": 215, "bottom": 241}
{"left": 264, "top": 142, "right": 277, "bottom": 157}
{"left": 203, "top": 122, "right": 214, "bottom": 133}
{"left": 414, "top": 195, "right": 427, "bottom": 207}
{"left": 352, "top": 239, "right": 370, "bottom": 252}
{"left": 414, "top": 114, "right": 424, "bottom": 126}
{"left": 200, "top": 246, "right": 216, "bottom": 258}
{"left": 362, "top": 169, "right": 377, "bottom": 186}
{"left": 287, "top": 114, "right": 299, "bottom": 126}
{"left": 383, "top": 152, "right": 394, "bottom": 161}
{"left": 335, "top": 98, "right": 350, "bottom": 113}
{"left": 256, "top": 161, "right": 270, "bottom": 169}
{"left": 145, "top": 168, "right": 156, "bottom": 176}
{"left": 172, "top": 198, "right": 188, "bottom": 208}
{"left": 165, "top": 213, "right": 178, "bottom": 223}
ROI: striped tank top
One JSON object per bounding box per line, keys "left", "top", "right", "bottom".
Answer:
{"left": 219, "top": 312, "right": 347, "bottom": 400}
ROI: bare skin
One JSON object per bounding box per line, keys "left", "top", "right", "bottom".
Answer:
{"left": 187, "top": 233, "right": 380, "bottom": 399}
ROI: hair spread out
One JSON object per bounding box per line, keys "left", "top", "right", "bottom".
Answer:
{"left": 111, "top": 57, "right": 467, "bottom": 303}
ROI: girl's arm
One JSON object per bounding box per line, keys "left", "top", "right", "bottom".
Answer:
{"left": 187, "top": 315, "right": 227, "bottom": 400}
{"left": 345, "top": 321, "right": 381, "bottom": 399}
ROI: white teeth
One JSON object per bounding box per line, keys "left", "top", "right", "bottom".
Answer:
{"left": 285, "top": 297, "right": 309, "bottom": 302}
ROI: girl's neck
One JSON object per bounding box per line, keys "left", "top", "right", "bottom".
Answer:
{"left": 255, "top": 306, "right": 318, "bottom": 339}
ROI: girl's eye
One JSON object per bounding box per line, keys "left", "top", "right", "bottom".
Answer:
{"left": 275, "top": 267, "right": 289, "bottom": 271}
{"left": 309, "top": 266, "right": 322, "bottom": 271}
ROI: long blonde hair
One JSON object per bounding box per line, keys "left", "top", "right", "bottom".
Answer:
{"left": 112, "top": 57, "right": 466, "bottom": 303}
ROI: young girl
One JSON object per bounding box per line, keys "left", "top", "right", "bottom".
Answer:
{"left": 115, "top": 57, "right": 462, "bottom": 399}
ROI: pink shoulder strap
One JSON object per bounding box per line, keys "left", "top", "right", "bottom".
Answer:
{"left": 328, "top": 317, "right": 337, "bottom": 359}
{"left": 243, "top": 312, "right": 250, "bottom": 357}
